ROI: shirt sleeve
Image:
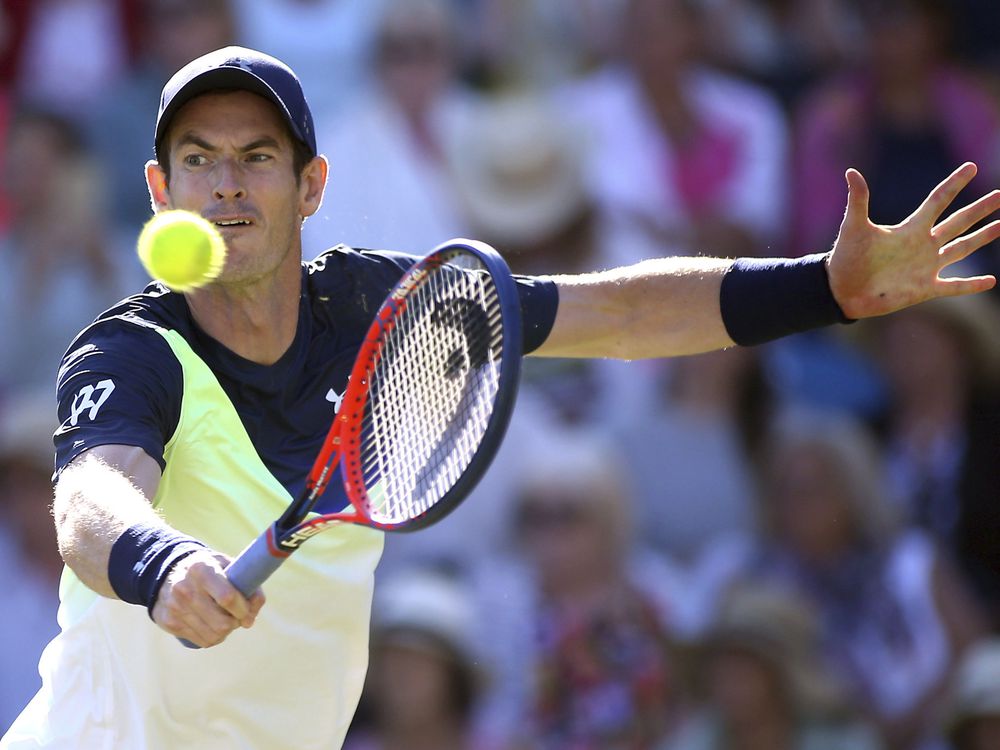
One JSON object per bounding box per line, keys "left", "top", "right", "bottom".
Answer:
{"left": 54, "top": 320, "right": 183, "bottom": 478}
{"left": 345, "top": 249, "right": 560, "bottom": 354}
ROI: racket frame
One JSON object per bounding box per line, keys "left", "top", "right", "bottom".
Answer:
{"left": 228, "top": 239, "right": 521, "bottom": 580}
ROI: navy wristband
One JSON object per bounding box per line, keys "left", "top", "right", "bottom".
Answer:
{"left": 108, "top": 523, "right": 207, "bottom": 617}
{"left": 719, "top": 252, "right": 853, "bottom": 346}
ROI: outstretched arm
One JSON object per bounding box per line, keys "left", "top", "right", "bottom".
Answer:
{"left": 534, "top": 162, "right": 1000, "bottom": 360}
{"left": 534, "top": 256, "right": 732, "bottom": 358}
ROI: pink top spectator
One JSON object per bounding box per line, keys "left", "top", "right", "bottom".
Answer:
{"left": 794, "top": 68, "right": 1000, "bottom": 254}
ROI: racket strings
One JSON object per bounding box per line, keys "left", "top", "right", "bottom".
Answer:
{"left": 360, "top": 257, "right": 505, "bottom": 523}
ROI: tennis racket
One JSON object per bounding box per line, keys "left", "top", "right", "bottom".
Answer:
{"left": 181, "top": 239, "right": 522, "bottom": 647}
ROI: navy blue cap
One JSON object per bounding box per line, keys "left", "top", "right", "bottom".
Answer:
{"left": 154, "top": 46, "right": 316, "bottom": 160}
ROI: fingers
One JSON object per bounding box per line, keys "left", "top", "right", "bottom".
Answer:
{"left": 843, "top": 168, "right": 871, "bottom": 227}
{"left": 935, "top": 274, "right": 997, "bottom": 298}
{"left": 151, "top": 550, "right": 264, "bottom": 647}
{"left": 939, "top": 219, "right": 1000, "bottom": 268}
{"left": 911, "top": 162, "right": 978, "bottom": 226}
{"left": 933, "top": 189, "right": 1000, "bottom": 245}
{"left": 247, "top": 590, "right": 266, "bottom": 626}
{"left": 208, "top": 553, "right": 262, "bottom": 627}
{"left": 155, "top": 577, "right": 238, "bottom": 647}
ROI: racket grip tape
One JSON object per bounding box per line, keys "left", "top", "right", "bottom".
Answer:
{"left": 224, "top": 528, "right": 287, "bottom": 596}
{"left": 177, "top": 527, "right": 288, "bottom": 649}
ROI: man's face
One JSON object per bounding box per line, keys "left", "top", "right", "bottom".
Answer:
{"left": 153, "top": 90, "right": 313, "bottom": 287}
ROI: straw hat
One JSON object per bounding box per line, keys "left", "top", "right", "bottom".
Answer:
{"left": 450, "top": 95, "right": 589, "bottom": 248}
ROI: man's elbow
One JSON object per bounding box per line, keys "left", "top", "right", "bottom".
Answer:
{"left": 52, "top": 473, "right": 84, "bottom": 569}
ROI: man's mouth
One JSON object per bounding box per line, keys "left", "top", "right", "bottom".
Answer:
{"left": 213, "top": 218, "right": 253, "bottom": 228}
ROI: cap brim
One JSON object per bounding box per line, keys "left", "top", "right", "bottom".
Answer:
{"left": 155, "top": 67, "right": 301, "bottom": 158}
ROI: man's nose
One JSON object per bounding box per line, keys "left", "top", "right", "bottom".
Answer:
{"left": 213, "top": 159, "right": 246, "bottom": 201}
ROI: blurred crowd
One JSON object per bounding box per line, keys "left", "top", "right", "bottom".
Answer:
{"left": 4, "top": 0, "right": 1000, "bottom": 748}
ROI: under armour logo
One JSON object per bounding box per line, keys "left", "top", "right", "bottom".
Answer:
{"left": 325, "top": 387, "right": 345, "bottom": 413}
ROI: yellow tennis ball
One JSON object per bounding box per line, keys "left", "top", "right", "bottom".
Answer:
{"left": 137, "top": 210, "right": 227, "bottom": 291}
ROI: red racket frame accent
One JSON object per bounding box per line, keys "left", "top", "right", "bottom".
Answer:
{"left": 269, "top": 256, "right": 451, "bottom": 553}
{"left": 271, "top": 306, "right": 409, "bottom": 553}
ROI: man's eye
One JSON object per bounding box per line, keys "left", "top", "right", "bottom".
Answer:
{"left": 247, "top": 153, "right": 271, "bottom": 162}
{"left": 184, "top": 154, "right": 207, "bottom": 167}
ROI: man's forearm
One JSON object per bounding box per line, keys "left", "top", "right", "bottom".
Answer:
{"left": 534, "top": 256, "right": 734, "bottom": 360}
{"left": 53, "top": 448, "right": 164, "bottom": 598}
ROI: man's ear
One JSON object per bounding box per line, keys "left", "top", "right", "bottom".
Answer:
{"left": 299, "top": 154, "right": 329, "bottom": 220}
{"left": 145, "top": 160, "right": 170, "bottom": 213}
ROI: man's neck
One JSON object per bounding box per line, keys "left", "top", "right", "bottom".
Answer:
{"left": 184, "top": 263, "right": 302, "bottom": 365}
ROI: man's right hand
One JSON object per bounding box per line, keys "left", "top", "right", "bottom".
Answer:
{"left": 151, "top": 549, "right": 266, "bottom": 647}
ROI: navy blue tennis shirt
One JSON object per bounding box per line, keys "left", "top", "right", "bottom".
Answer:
{"left": 54, "top": 246, "right": 558, "bottom": 513}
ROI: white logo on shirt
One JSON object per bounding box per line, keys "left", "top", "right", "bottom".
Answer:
{"left": 325, "top": 387, "right": 345, "bottom": 414}
{"left": 69, "top": 379, "right": 116, "bottom": 426}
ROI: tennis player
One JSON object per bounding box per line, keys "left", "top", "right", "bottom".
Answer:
{"left": 3, "top": 46, "right": 999, "bottom": 749}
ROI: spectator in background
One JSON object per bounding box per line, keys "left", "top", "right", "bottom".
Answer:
{"left": 302, "top": 0, "right": 476, "bottom": 257}
{"left": 613, "top": 347, "right": 771, "bottom": 566}
{"left": 10, "top": 0, "right": 140, "bottom": 122}
{"left": 468, "top": 0, "right": 627, "bottom": 88}
{"left": 0, "top": 391, "right": 61, "bottom": 733}
{"left": 453, "top": 95, "right": 595, "bottom": 277}
{"left": 344, "top": 570, "right": 489, "bottom": 750}
{"left": 698, "top": 0, "right": 864, "bottom": 110}
{"left": 0, "top": 108, "right": 139, "bottom": 394}
{"left": 476, "top": 429, "right": 692, "bottom": 749}
{"left": 453, "top": 94, "right": 651, "bottom": 427}
{"left": 942, "top": 639, "right": 1000, "bottom": 750}
{"left": 702, "top": 413, "right": 986, "bottom": 749}
{"left": 793, "top": 0, "right": 1000, "bottom": 259}
{"left": 87, "top": 0, "right": 236, "bottom": 230}
{"left": 559, "top": 0, "right": 789, "bottom": 266}
{"left": 230, "top": 0, "right": 388, "bottom": 129}
{"left": 870, "top": 294, "right": 1000, "bottom": 628}
{"left": 663, "top": 584, "right": 882, "bottom": 750}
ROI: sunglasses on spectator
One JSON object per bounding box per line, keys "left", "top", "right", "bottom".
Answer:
{"left": 516, "top": 497, "right": 595, "bottom": 531}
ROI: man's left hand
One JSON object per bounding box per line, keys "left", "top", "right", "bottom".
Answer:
{"left": 828, "top": 162, "right": 1000, "bottom": 319}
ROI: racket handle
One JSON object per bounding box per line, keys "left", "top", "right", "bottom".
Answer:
{"left": 224, "top": 529, "right": 287, "bottom": 596}
{"left": 178, "top": 527, "right": 287, "bottom": 649}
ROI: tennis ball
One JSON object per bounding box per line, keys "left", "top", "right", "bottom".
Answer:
{"left": 137, "top": 210, "right": 227, "bottom": 291}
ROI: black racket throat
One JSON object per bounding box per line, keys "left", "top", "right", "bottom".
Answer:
{"left": 273, "top": 469, "right": 330, "bottom": 534}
